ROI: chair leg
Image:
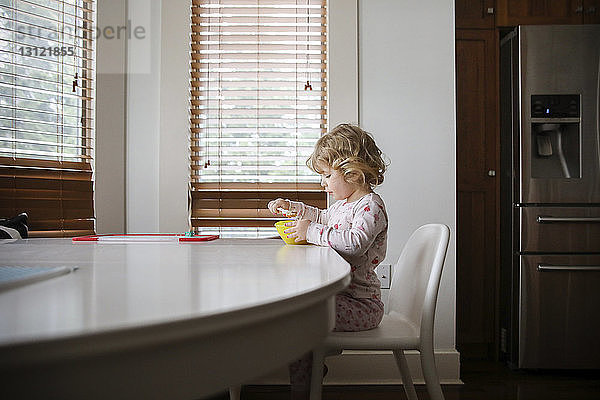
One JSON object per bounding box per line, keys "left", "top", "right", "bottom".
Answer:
{"left": 420, "top": 349, "right": 445, "bottom": 400}
{"left": 309, "top": 349, "right": 325, "bottom": 400}
{"left": 393, "top": 350, "right": 418, "bottom": 400}
{"left": 229, "top": 386, "right": 241, "bottom": 400}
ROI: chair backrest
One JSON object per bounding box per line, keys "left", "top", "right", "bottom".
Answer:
{"left": 387, "top": 224, "right": 450, "bottom": 340}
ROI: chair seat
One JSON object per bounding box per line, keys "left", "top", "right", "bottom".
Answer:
{"left": 322, "top": 312, "right": 420, "bottom": 351}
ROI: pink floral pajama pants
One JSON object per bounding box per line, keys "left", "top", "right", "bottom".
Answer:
{"left": 288, "top": 293, "right": 384, "bottom": 392}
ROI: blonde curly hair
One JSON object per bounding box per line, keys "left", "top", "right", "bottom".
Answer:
{"left": 306, "top": 124, "right": 388, "bottom": 189}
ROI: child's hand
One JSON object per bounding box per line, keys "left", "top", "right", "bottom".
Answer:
{"left": 284, "top": 219, "right": 311, "bottom": 242}
{"left": 268, "top": 198, "right": 291, "bottom": 215}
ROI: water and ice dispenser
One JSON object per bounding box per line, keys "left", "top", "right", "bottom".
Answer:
{"left": 530, "top": 95, "right": 581, "bottom": 179}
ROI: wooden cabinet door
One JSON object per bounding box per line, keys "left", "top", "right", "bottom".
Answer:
{"left": 456, "top": 29, "right": 499, "bottom": 359}
{"left": 456, "top": 0, "right": 495, "bottom": 29}
{"left": 496, "top": 0, "right": 583, "bottom": 26}
{"left": 584, "top": 0, "right": 600, "bottom": 23}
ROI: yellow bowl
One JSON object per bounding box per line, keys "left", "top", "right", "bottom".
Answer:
{"left": 275, "top": 220, "right": 307, "bottom": 245}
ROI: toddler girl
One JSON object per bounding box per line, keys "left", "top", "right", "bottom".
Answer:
{"left": 268, "top": 123, "right": 389, "bottom": 399}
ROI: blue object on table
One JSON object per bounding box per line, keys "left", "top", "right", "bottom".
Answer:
{"left": 0, "top": 265, "right": 77, "bottom": 291}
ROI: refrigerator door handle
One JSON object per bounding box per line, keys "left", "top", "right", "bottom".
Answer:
{"left": 538, "top": 264, "right": 600, "bottom": 271}
{"left": 536, "top": 216, "right": 600, "bottom": 223}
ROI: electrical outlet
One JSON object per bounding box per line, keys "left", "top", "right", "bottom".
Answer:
{"left": 376, "top": 263, "right": 391, "bottom": 289}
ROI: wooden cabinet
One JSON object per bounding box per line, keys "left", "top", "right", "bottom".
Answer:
{"left": 456, "top": 0, "right": 598, "bottom": 362}
{"left": 496, "top": 0, "right": 600, "bottom": 25}
{"left": 456, "top": 0, "right": 496, "bottom": 29}
{"left": 455, "top": 29, "right": 500, "bottom": 359}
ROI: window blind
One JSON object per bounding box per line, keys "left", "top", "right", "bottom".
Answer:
{"left": 190, "top": 0, "right": 327, "bottom": 236}
{"left": 0, "top": 0, "right": 95, "bottom": 237}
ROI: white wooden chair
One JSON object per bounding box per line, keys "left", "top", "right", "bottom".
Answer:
{"left": 309, "top": 223, "right": 450, "bottom": 400}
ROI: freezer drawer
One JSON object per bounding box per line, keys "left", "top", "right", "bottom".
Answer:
{"left": 519, "top": 255, "right": 600, "bottom": 368}
{"left": 520, "top": 207, "right": 600, "bottom": 253}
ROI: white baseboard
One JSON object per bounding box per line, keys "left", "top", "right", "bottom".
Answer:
{"left": 251, "top": 349, "right": 462, "bottom": 385}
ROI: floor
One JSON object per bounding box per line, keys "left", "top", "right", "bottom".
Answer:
{"left": 207, "top": 360, "right": 600, "bottom": 400}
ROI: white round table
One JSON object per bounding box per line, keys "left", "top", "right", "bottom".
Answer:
{"left": 0, "top": 238, "right": 350, "bottom": 399}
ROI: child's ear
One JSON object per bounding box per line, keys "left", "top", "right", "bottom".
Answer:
{"left": 343, "top": 170, "right": 355, "bottom": 180}
{"left": 344, "top": 170, "right": 361, "bottom": 185}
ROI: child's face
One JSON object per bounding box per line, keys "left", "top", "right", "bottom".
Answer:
{"left": 318, "top": 163, "right": 365, "bottom": 202}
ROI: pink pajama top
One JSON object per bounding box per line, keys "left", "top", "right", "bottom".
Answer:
{"left": 290, "top": 192, "right": 388, "bottom": 300}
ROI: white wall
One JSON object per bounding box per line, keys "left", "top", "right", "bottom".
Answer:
{"left": 358, "top": 0, "right": 456, "bottom": 349}
{"left": 328, "top": 0, "right": 358, "bottom": 126}
{"left": 125, "top": 0, "right": 190, "bottom": 233}
{"left": 95, "top": 0, "right": 127, "bottom": 234}
{"left": 157, "top": 1, "right": 191, "bottom": 233}
{"left": 126, "top": 0, "right": 161, "bottom": 233}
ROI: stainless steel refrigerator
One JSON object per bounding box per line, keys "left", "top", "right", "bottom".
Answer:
{"left": 500, "top": 25, "right": 600, "bottom": 369}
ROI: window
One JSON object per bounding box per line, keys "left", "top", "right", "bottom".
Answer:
{"left": 0, "top": 0, "right": 95, "bottom": 237}
{"left": 190, "top": 0, "right": 327, "bottom": 237}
